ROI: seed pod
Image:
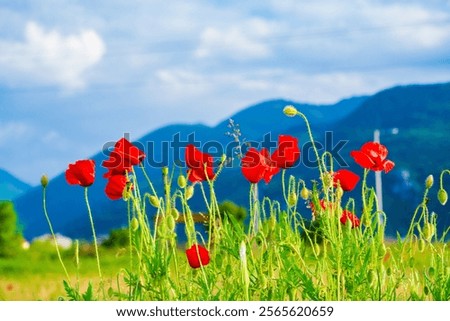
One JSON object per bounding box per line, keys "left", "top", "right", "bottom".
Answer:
{"left": 283, "top": 105, "right": 298, "bottom": 117}
{"left": 425, "top": 175, "right": 434, "bottom": 189}
{"left": 130, "top": 217, "right": 139, "bottom": 231}
{"left": 300, "top": 187, "right": 310, "bottom": 200}
{"left": 438, "top": 189, "right": 448, "bottom": 205}
{"left": 186, "top": 185, "right": 194, "bottom": 200}
{"left": 177, "top": 175, "right": 187, "bottom": 189}
{"left": 149, "top": 195, "right": 160, "bottom": 208}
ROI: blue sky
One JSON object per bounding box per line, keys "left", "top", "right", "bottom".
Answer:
{"left": 1, "top": 0, "right": 450, "bottom": 185}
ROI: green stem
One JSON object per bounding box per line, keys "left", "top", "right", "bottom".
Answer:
{"left": 295, "top": 111, "right": 324, "bottom": 178}
{"left": 84, "top": 187, "right": 103, "bottom": 289}
{"left": 42, "top": 187, "right": 71, "bottom": 282}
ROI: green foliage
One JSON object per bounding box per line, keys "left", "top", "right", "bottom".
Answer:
{"left": 102, "top": 227, "right": 129, "bottom": 248}
{"left": 219, "top": 200, "right": 247, "bottom": 223}
{"left": 0, "top": 201, "right": 23, "bottom": 257}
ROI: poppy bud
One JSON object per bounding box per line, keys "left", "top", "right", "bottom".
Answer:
{"left": 408, "top": 257, "right": 415, "bottom": 268}
{"left": 131, "top": 217, "right": 139, "bottom": 231}
{"left": 425, "top": 175, "right": 434, "bottom": 189}
{"left": 438, "top": 188, "right": 448, "bottom": 205}
{"left": 177, "top": 175, "right": 187, "bottom": 189}
{"left": 300, "top": 187, "right": 310, "bottom": 200}
{"left": 313, "top": 243, "right": 321, "bottom": 256}
{"left": 41, "top": 174, "right": 49, "bottom": 188}
{"left": 418, "top": 239, "right": 425, "bottom": 252}
{"left": 149, "top": 195, "right": 160, "bottom": 208}
{"left": 283, "top": 105, "right": 298, "bottom": 117}
{"left": 424, "top": 286, "right": 429, "bottom": 296}
{"left": 386, "top": 267, "right": 392, "bottom": 276}
{"left": 171, "top": 208, "right": 179, "bottom": 220}
{"left": 162, "top": 167, "right": 169, "bottom": 176}
{"left": 166, "top": 215, "right": 176, "bottom": 231}
{"left": 428, "top": 266, "right": 435, "bottom": 277}
{"left": 186, "top": 185, "right": 194, "bottom": 200}
{"left": 367, "top": 269, "right": 377, "bottom": 286}
{"left": 378, "top": 243, "right": 387, "bottom": 258}
{"left": 288, "top": 192, "right": 297, "bottom": 207}
{"left": 422, "top": 222, "right": 435, "bottom": 241}
{"left": 335, "top": 186, "right": 344, "bottom": 199}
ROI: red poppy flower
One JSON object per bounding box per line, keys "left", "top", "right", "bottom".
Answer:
{"left": 185, "top": 144, "right": 215, "bottom": 183}
{"left": 65, "top": 159, "right": 95, "bottom": 187}
{"left": 105, "top": 175, "right": 128, "bottom": 200}
{"left": 241, "top": 148, "right": 280, "bottom": 184}
{"left": 185, "top": 244, "right": 210, "bottom": 269}
{"left": 350, "top": 142, "right": 395, "bottom": 173}
{"left": 271, "top": 135, "right": 300, "bottom": 169}
{"left": 340, "top": 210, "right": 360, "bottom": 228}
{"left": 102, "top": 138, "right": 145, "bottom": 178}
{"left": 333, "top": 169, "right": 360, "bottom": 191}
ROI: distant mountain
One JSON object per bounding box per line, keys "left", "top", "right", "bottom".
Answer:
{"left": 0, "top": 169, "right": 32, "bottom": 200}
{"left": 13, "top": 82, "right": 450, "bottom": 240}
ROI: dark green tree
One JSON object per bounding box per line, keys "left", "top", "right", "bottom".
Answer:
{"left": 0, "top": 201, "right": 23, "bottom": 257}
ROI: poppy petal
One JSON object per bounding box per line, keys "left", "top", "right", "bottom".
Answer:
{"left": 350, "top": 150, "right": 376, "bottom": 169}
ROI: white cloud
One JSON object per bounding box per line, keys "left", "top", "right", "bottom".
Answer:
{"left": 195, "top": 18, "right": 276, "bottom": 60}
{"left": 0, "top": 21, "right": 105, "bottom": 90}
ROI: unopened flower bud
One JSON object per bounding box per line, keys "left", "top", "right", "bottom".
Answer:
{"left": 422, "top": 222, "right": 435, "bottom": 241}
{"left": 428, "top": 266, "right": 435, "bottom": 277}
{"left": 177, "top": 175, "right": 187, "bottom": 189}
{"left": 162, "top": 167, "right": 169, "bottom": 176}
{"left": 166, "top": 215, "right": 176, "bottom": 231}
{"left": 367, "top": 269, "right": 377, "bottom": 286}
{"left": 131, "top": 217, "right": 139, "bottom": 231}
{"left": 438, "top": 188, "right": 448, "bottom": 205}
{"left": 288, "top": 192, "right": 297, "bottom": 207}
{"left": 336, "top": 186, "right": 344, "bottom": 199}
{"left": 425, "top": 175, "right": 434, "bottom": 189}
{"left": 283, "top": 105, "right": 298, "bottom": 117}
{"left": 300, "top": 187, "right": 310, "bottom": 200}
{"left": 171, "top": 208, "right": 180, "bottom": 220}
{"left": 149, "top": 195, "right": 160, "bottom": 208}
{"left": 186, "top": 185, "right": 194, "bottom": 200}
{"left": 41, "top": 174, "right": 49, "bottom": 188}
{"left": 418, "top": 239, "right": 425, "bottom": 252}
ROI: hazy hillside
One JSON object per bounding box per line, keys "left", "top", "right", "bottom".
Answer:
{"left": 13, "top": 83, "right": 450, "bottom": 240}
{"left": 0, "top": 168, "right": 31, "bottom": 200}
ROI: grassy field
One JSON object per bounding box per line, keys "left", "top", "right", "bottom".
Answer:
{"left": 0, "top": 243, "right": 128, "bottom": 300}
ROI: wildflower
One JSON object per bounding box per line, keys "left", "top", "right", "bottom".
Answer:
{"left": 241, "top": 148, "right": 279, "bottom": 184}
{"left": 333, "top": 169, "right": 360, "bottom": 191}
{"left": 271, "top": 135, "right": 300, "bottom": 169}
{"left": 185, "top": 144, "right": 215, "bottom": 183}
{"left": 340, "top": 210, "right": 360, "bottom": 228}
{"left": 350, "top": 142, "right": 395, "bottom": 173}
{"left": 65, "top": 159, "right": 95, "bottom": 187}
{"left": 185, "top": 244, "right": 210, "bottom": 269}
{"left": 102, "top": 138, "right": 145, "bottom": 178}
{"left": 105, "top": 175, "right": 128, "bottom": 200}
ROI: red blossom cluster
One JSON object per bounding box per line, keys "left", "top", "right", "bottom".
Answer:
{"left": 63, "top": 131, "right": 394, "bottom": 269}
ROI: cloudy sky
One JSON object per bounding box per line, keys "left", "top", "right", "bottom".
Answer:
{"left": 1, "top": 0, "right": 450, "bottom": 185}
